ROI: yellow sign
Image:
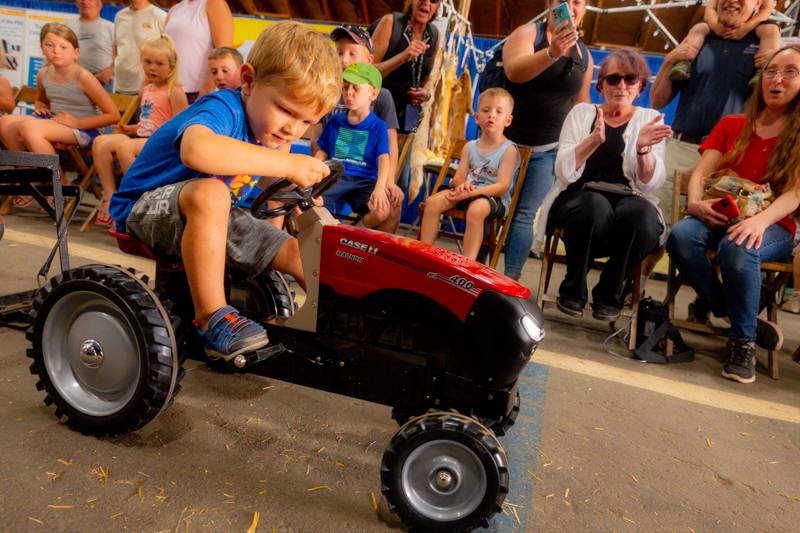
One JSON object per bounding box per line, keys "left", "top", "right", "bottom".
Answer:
{"left": 233, "top": 16, "right": 339, "bottom": 49}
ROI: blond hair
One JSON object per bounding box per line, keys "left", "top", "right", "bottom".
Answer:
{"left": 478, "top": 87, "right": 514, "bottom": 111}
{"left": 140, "top": 34, "right": 180, "bottom": 94}
{"left": 209, "top": 46, "right": 244, "bottom": 67}
{"left": 40, "top": 23, "right": 79, "bottom": 50}
{"left": 247, "top": 21, "right": 342, "bottom": 115}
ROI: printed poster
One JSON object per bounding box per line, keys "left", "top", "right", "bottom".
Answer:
{"left": 0, "top": 7, "right": 25, "bottom": 88}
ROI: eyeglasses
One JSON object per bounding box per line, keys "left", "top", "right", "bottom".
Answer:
{"left": 602, "top": 73, "right": 639, "bottom": 86}
{"left": 763, "top": 67, "right": 800, "bottom": 80}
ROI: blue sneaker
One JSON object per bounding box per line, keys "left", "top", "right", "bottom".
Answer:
{"left": 196, "top": 306, "right": 269, "bottom": 360}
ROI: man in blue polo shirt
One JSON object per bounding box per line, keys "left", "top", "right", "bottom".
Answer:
{"left": 650, "top": 0, "right": 774, "bottom": 218}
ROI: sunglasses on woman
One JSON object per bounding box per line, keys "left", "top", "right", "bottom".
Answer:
{"left": 602, "top": 73, "right": 639, "bottom": 86}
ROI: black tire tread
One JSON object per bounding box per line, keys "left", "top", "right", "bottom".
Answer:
{"left": 26, "top": 265, "right": 183, "bottom": 436}
{"left": 380, "top": 412, "right": 509, "bottom": 532}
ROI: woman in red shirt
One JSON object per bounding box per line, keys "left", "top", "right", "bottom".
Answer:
{"left": 667, "top": 45, "right": 800, "bottom": 384}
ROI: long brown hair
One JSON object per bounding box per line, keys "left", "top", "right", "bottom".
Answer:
{"left": 721, "top": 45, "right": 800, "bottom": 195}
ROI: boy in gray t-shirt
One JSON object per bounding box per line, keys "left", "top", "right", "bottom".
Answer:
{"left": 66, "top": 0, "right": 114, "bottom": 87}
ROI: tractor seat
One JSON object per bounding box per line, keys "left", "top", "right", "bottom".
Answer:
{"left": 108, "top": 229, "right": 157, "bottom": 260}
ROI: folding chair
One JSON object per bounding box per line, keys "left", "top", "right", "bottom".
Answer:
{"left": 0, "top": 87, "right": 138, "bottom": 221}
{"left": 664, "top": 171, "right": 793, "bottom": 378}
{"left": 417, "top": 138, "right": 532, "bottom": 269}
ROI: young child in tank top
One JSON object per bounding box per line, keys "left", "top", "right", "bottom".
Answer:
{"left": 92, "top": 35, "right": 188, "bottom": 226}
{"left": 0, "top": 23, "right": 119, "bottom": 206}
{"left": 419, "top": 88, "right": 520, "bottom": 261}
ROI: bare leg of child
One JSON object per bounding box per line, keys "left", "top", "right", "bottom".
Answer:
{"left": 0, "top": 115, "right": 35, "bottom": 150}
{"left": 361, "top": 201, "right": 391, "bottom": 229}
{"left": 92, "top": 133, "right": 130, "bottom": 221}
{"left": 670, "top": 23, "right": 708, "bottom": 81}
{"left": 375, "top": 202, "right": 402, "bottom": 234}
{"left": 19, "top": 119, "right": 78, "bottom": 154}
{"left": 117, "top": 137, "right": 147, "bottom": 173}
{"left": 754, "top": 23, "right": 782, "bottom": 68}
{"left": 269, "top": 237, "right": 305, "bottom": 290}
{"left": 463, "top": 198, "right": 491, "bottom": 260}
{"left": 419, "top": 190, "right": 458, "bottom": 244}
{"left": 178, "top": 178, "right": 233, "bottom": 328}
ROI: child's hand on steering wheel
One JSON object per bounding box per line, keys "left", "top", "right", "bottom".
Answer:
{"left": 287, "top": 154, "right": 331, "bottom": 189}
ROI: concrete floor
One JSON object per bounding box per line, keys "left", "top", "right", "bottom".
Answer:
{"left": 0, "top": 211, "right": 798, "bottom": 532}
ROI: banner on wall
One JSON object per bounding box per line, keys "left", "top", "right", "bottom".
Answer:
{"left": 0, "top": 7, "right": 25, "bottom": 87}
{"left": 0, "top": 6, "right": 65, "bottom": 88}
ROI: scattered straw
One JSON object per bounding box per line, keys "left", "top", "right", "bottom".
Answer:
{"left": 110, "top": 512, "right": 124, "bottom": 519}
{"left": 28, "top": 517, "right": 43, "bottom": 524}
{"left": 370, "top": 492, "right": 378, "bottom": 511}
{"left": 623, "top": 517, "right": 636, "bottom": 524}
{"left": 57, "top": 459, "right": 73, "bottom": 466}
{"left": 307, "top": 485, "right": 330, "bottom": 492}
{"left": 628, "top": 473, "right": 640, "bottom": 484}
{"left": 317, "top": 447, "right": 325, "bottom": 454}
{"left": 45, "top": 471, "right": 61, "bottom": 481}
{"left": 47, "top": 505, "right": 73, "bottom": 509}
{"left": 91, "top": 465, "right": 109, "bottom": 482}
{"left": 364, "top": 441, "right": 376, "bottom": 453}
{"left": 564, "top": 488, "right": 570, "bottom": 498}
{"left": 247, "top": 511, "right": 260, "bottom": 533}
{"left": 335, "top": 460, "right": 346, "bottom": 468}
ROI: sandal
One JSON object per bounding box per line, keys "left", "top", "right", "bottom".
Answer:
{"left": 13, "top": 195, "right": 33, "bottom": 209}
{"left": 95, "top": 210, "right": 113, "bottom": 227}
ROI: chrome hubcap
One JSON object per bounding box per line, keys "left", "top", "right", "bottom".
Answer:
{"left": 401, "top": 439, "right": 487, "bottom": 521}
{"left": 79, "top": 339, "right": 104, "bottom": 368}
{"left": 42, "top": 290, "right": 142, "bottom": 417}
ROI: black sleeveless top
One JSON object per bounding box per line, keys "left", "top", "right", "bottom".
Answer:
{"left": 505, "top": 21, "right": 588, "bottom": 147}
{"left": 567, "top": 120, "right": 630, "bottom": 192}
{"left": 376, "top": 12, "right": 438, "bottom": 133}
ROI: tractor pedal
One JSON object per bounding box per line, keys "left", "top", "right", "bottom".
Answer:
{"left": 230, "top": 343, "right": 285, "bottom": 369}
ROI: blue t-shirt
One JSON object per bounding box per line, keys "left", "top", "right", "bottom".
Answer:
{"left": 671, "top": 32, "right": 758, "bottom": 139}
{"left": 317, "top": 111, "right": 389, "bottom": 181}
{"left": 110, "top": 89, "right": 253, "bottom": 229}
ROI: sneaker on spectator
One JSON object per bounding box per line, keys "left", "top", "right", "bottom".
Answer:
{"left": 755, "top": 318, "right": 783, "bottom": 351}
{"left": 196, "top": 306, "right": 269, "bottom": 361}
{"left": 781, "top": 292, "right": 800, "bottom": 314}
{"left": 721, "top": 339, "right": 756, "bottom": 384}
{"left": 669, "top": 60, "right": 691, "bottom": 81}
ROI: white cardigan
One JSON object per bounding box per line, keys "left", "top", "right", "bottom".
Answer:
{"left": 533, "top": 102, "right": 668, "bottom": 250}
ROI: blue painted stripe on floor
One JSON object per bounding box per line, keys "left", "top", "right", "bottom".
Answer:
{"left": 489, "top": 360, "right": 549, "bottom": 532}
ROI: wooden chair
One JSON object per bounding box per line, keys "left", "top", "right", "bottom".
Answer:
{"left": 417, "top": 139, "right": 532, "bottom": 269}
{"left": 0, "top": 87, "right": 138, "bottom": 221}
{"left": 536, "top": 225, "right": 655, "bottom": 351}
{"left": 664, "top": 171, "right": 793, "bottom": 379}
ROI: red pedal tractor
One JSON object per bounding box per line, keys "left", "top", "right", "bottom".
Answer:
{"left": 26, "top": 162, "right": 545, "bottom": 531}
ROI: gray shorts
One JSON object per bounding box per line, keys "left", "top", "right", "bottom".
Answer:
{"left": 125, "top": 179, "right": 290, "bottom": 277}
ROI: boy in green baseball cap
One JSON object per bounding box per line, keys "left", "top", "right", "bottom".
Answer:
{"left": 315, "top": 62, "right": 402, "bottom": 231}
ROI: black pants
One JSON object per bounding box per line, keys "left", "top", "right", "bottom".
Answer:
{"left": 547, "top": 190, "right": 662, "bottom": 307}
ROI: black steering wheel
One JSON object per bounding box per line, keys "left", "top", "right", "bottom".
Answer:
{"left": 250, "top": 160, "right": 344, "bottom": 220}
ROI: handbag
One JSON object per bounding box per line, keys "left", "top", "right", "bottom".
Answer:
{"left": 702, "top": 169, "right": 774, "bottom": 222}
{"left": 581, "top": 181, "right": 638, "bottom": 196}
